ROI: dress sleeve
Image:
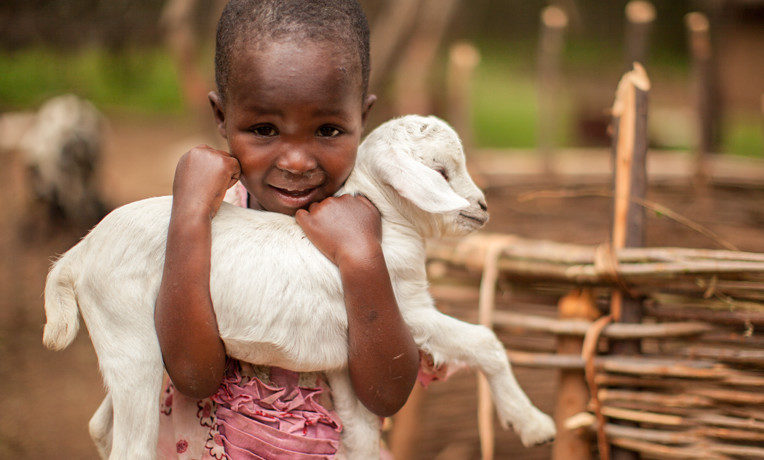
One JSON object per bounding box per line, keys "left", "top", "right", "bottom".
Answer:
{"left": 416, "top": 351, "right": 449, "bottom": 388}
{"left": 222, "top": 182, "right": 248, "bottom": 208}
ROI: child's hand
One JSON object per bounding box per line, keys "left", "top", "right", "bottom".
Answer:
{"left": 299, "top": 195, "right": 419, "bottom": 416}
{"left": 295, "top": 195, "right": 382, "bottom": 267}
{"left": 171, "top": 145, "right": 241, "bottom": 219}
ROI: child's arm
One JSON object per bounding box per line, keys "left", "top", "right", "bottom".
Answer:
{"left": 296, "top": 195, "right": 420, "bottom": 417}
{"left": 154, "top": 145, "right": 240, "bottom": 399}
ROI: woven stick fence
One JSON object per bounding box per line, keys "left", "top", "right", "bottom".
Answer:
{"left": 421, "top": 63, "right": 764, "bottom": 460}
{"left": 427, "top": 232, "right": 764, "bottom": 459}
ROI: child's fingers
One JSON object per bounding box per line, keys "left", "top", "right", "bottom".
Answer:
{"left": 294, "top": 208, "right": 310, "bottom": 227}
{"left": 352, "top": 193, "right": 381, "bottom": 216}
{"left": 225, "top": 161, "right": 241, "bottom": 189}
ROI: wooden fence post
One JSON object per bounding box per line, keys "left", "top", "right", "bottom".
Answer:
{"left": 552, "top": 289, "right": 599, "bottom": 460}
{"left": 476, "top": 243, "right": 504, "bottom": 460}
{"left": 393, "top": 0, "right": 460, "bottom": 115}
{"left": 537, "top": 5, "right": 568, "bottom": 174}
{"left": 369, "top": 0, "right": 422, "bottom": 93}
{"left": 160, "top": 0, "right": 209, "bottom": 112}
{"left": 447, "top": 42, "right": 480, "bottom": 155}
{"left": 685, "top": 12, "right": 717, "bottom": 184}
{"left": 624, "top": 1, "right": 656, "bottom": 68}
{"left": 608, "top": 63, "right": 651, "bottom": 460}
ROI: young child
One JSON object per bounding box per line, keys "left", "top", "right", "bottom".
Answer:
{"left": 153, "top": 0, "right": 421, "bottom": 457}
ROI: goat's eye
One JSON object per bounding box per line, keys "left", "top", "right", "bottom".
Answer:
{"left": 435, "top": 168, "right": 449, "bottom": 180}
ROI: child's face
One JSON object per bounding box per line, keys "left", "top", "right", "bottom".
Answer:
{"left": 210, "top": 39, "right": 375, "bottom": 216}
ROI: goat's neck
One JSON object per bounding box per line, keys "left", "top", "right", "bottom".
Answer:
{"left": 338, "top": 167, "right": 427, "bottom": 261}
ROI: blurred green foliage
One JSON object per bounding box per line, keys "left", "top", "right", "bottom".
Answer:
{"left": 0, "top": 47, "right": 183, "bottom": 114}
{"left": 0, "top": 45, "right": 759, "bottom": 156}
{"left": 725, "top": 118, "right": 764, "bottom": 158}
{"left": 471, "top": 42, "right": 574, "bottom": 149}
{"left": 472, "top": 69, "right": 541, "bottom": 148}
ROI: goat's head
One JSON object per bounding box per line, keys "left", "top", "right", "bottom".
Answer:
{"left": 359, "top": 115, "right": 488, "bottom": 238}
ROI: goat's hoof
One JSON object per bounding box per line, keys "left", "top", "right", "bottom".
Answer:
{"left": 518, "top": 410, "right": 556, "bottom": 447}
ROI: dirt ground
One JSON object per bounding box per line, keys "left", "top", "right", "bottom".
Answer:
{"left": 0, "top": 114, "right": 761, "bottom": 458}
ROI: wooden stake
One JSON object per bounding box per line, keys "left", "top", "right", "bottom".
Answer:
{"left": 161, "top": 0, "right": 209, "bottom": 112}
{"left": 608, "top": 63, "right": 651, "bottom": 460}
{"left": 369, "top": 0, "right": 422, "bottom": 92}
{"left": 624, "top": 1, "right": 656, "bottom": 68}
{"left": 477, "top": 243, "right": 504, "bottom": 460}
{"left": 447, "top": 42, "right": 480, "bottom": 154}
{"left": 393, "top": 0, "right": 460, "bottom": 115}
{"left": 609, "top": 62, "right": 651, "bottom": 338}
{"left": 685, "top": 11, "right": 718, "bottom": 183}
{"left": 553, "top": 289, "right": 599, "bottom": 460}
{"left": 537, "top": 5, "right": 568, "bottom": 174}
{"left": 611, "top": 63, "right": 650, "bottom": 253}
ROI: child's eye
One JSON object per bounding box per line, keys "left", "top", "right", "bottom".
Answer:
{"left": 250, "top": 124, "right": 278, "bottom": 137}
{"left": 316, "top": 125, "right": 342, "bottom": 138}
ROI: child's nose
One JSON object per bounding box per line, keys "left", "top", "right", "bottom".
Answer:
{"left": 276, "top": 145, "right": 318, "bottom": 174}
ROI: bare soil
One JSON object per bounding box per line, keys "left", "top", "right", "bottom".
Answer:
{"left": 0, "top": 115, "right": 761, "bottom": 458}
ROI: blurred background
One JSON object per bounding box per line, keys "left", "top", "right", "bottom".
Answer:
{"left": 0, "top": 0, "right": 762, "bottom": 458}
{"left": 1, "top": 0, "right": 762, "bottom": 153}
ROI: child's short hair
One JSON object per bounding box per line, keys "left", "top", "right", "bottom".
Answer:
{"left": 215, "top": 0, "right": 370, "bottom": 102}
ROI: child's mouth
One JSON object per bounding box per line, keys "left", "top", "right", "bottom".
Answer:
{"left": 270, "top": 185, "right": 321, "bottom": 207}
{"left": 278, "top": 188, "right": 313, "bottom": 197}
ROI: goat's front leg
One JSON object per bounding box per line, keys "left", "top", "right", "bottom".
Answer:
{"left": 325, "top": 370, "right": 381, "bottom": 459}
{"left": 407, "top": 308, "right": 555, "bottom": 446}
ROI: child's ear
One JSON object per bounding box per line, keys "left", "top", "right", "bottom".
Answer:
{"left": 208, "top": 91, "right": 227, "bottom": 139}
{"left": 361, "top": 94, "right": 377, "bottom": 125}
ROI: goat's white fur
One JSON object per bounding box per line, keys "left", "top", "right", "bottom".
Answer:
{"left": 43, "top": 115, "right": 555, "bottom": 459}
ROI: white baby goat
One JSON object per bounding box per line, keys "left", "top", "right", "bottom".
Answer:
{"left": 43, "top": 115, "right": 555, "bottom": 459}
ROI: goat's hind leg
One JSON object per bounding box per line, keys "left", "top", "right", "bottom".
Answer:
{"left": 325, "top": 370, "right": 381, "bottom": 460}
{"left": 409, "top": 310, "right": 555, "bottom": 446}
{"left": 98, "top": 355, "right": 164, "bottom": 459}
{"left": 89, "top": 394, "right": 113, "bottom": 459}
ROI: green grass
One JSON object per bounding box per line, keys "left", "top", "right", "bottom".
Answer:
{"left": 0, "top": 47, "right": 184, "bottom": 114}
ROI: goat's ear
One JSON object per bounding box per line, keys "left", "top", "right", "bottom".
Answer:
{"left": 375, "top": 149, "right": 469, "bottom": 214}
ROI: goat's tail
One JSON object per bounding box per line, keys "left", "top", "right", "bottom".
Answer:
{"left": 43, "top": 251, "right": 80, "bottom": 350}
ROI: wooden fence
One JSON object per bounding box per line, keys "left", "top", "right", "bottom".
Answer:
{"left": 416, "top": 62, "right": 764, "bottom": 459}
{"left": 427, "top": 232, "right": 764, "bottom": 459}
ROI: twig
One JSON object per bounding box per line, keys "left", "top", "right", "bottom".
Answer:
{"left": 517, "top": 188, "right": 739, "bottom": 250}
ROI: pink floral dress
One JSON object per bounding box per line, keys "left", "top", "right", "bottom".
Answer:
{"left": 156, "top": 183, "right": 449, "bottom": 459}
{"left": 157, "top": 360, "right": 342, "bottom": 459}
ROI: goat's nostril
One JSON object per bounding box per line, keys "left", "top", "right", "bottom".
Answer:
{"left": 478, "top": 200, "right": 487, "bottom": 211}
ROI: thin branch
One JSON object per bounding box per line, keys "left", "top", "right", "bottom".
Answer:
{"left": 517, "top": 188, "right": 739, "bottom": 251}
